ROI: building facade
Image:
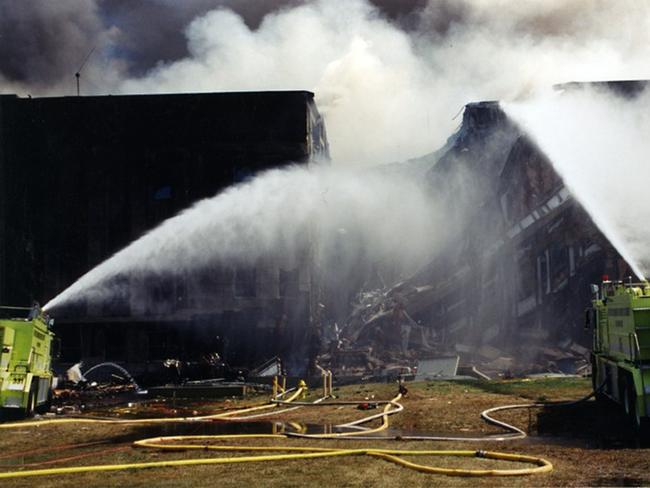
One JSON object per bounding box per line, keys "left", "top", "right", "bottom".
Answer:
{"left": 0, "top": 91, "right": 328, "bottom": 375}
{"left": 404, "top": 97, "right": 637, "bottom": 365}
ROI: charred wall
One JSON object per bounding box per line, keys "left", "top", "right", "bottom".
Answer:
{"left": 404, "top": 100, "right": 635, "bottom": 365}
{"left": 0, "top": 91, "right": 328, "bottom": 375}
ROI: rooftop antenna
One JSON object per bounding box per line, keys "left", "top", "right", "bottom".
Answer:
{"left": 75, "top": 46, "right": 95, "bottom": 96}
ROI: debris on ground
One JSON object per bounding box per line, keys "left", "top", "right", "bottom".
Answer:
{"left": 317, "top": 279, "right": 592, "bottom": 381}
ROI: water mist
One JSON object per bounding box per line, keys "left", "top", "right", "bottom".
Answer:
{"left": 44, "top": 162, "right": 441, "bottom": 312}
{"left": 504, "top": 86, "right": 650, "bottom": 279}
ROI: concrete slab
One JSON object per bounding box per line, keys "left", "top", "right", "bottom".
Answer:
{"left": 415, "top": 356, "right": 460, "bottom": 380}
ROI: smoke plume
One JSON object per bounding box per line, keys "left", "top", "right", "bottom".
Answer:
{"left": 2, "top": 1, "right": 649, "bottom": 163}
{"left": 4, "top": 1, "right": 650, "bottom": 310}
{"left": 0, "top": 0, "right": 106, "bottom": 93}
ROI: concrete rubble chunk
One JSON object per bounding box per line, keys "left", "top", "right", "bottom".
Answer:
{"left": 415, "top": 356, "right": 460, "bottom": 380}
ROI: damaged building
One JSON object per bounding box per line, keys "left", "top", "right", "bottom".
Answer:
{"left": 329, "top": 81, "right": 646, "bottom": 377}
{"left": 0, "top": 91, "right": 328, "bottom": 377}
{"left": 1, "top": 81, "right": 645, "bottom": 381}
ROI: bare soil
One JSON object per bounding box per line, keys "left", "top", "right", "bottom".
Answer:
{"left": 1, "top": 377, "right": 649, "bottom": 487}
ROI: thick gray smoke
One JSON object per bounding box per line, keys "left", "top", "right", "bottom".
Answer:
{"left": 0, "top": 0, "right": 106, "bottom": 92}
{"left": 98, "top": 0, "right": 307, "bottom": 76}
{"left": 504, "top": 86, "right": 650, "bottom": 279}
{"left": 6, "top": 1, "right": 650, "bottom": 312}
{"left": 44, "top": 163, "right": 441, "bottom": 310}
{"left": 2, "top": 1, "right": 649, "bottom": 163}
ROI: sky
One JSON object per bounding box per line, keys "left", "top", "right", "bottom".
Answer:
{"left": 2, "top": 0, "right": 649, "bottom": 164}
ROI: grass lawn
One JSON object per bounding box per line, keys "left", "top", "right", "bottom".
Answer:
{"left": 1, "top": 377, "right": 648, "bottom": 487}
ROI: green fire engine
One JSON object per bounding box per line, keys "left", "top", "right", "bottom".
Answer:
{"left": 0, "top": 305, "right": 56, "bottom": 418}
{"left": 587, "top": 279, "right": 650, "bottom": 431}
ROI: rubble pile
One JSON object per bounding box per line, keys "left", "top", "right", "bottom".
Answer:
{"left": 464, "top": 340, "right": 590, "bottom": 379}
{"left": 317, "top": 280, "right": 591, "bottom": 380}
{"left": 318, "top": 282, "right": 439, "bottom": 379}
{"left": 52, "top": 382, "right": 139, "bottom": 414}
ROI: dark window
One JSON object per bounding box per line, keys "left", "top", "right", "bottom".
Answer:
{"left": 279, "top": 268, "right": 300, "bottom": 297}
{"left": 234, "top": 267, "right": 256, "bottom": 297}
{"left": 106, "top": 324, "right": 126, "bottom": 360}
{"left": 175, "top": 276, "right": 189, "bottom": 310}
{"left": 549, "top": 243, "right": 569, "bottom": 292}
{"left": 153, "top": 185, "right": 172, "bottom": 200}
{"left": 517, "top": 248, "right": 536, "bottom": 300}
{"left": 538, "top": 251, "right": 549, "bottom": 299}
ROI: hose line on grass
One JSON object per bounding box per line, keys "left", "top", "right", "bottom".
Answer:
{"left": 0, "top": 379, "right": 579, "bottom": 479}
{"left": 285, "top": 393, "right": 404, "bottom": 439}
{"left": 0, "top": 386, "right": 306, "bottom": 429}
{"left": 0, "top": 433, "right": 552, "bottom": 479}
{"left": 304, "top": 381, "right": 602, "bottom": 442}
{"left": 0, "top": 390, "right": 553, "bottom": 479}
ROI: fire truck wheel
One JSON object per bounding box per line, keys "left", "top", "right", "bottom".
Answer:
{"left": 26, "top": 380, "right": 37, "bottom": 418}
{"left": 631, "top": 393, "right": 639, "bottom": 427}
{"left": 626, "top": 386, "right": 649, "bottom": 436}
{"left": 36, "top": 387, "right": 52, "bottom": 415}
{"left": 623, "top": 383, "right": 632, "bottom": 417}
{"left": 591, "top": 356, "right": 605, "bottom": 401}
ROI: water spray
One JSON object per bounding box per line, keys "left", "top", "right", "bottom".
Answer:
{"left": 504, "top": 87, "right": 650, "bottom": 279}
{"left": 44, "top": 163, "right": 441, "bottom": 312}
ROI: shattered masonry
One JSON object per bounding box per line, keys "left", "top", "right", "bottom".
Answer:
{"left": 0, "top": 82, "right": 645, "bottom": 379}
{"left": 324, "top": 87, "right": 642, "bottom": 377}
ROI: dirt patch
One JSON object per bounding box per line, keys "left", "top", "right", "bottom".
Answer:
{"left": 1, "top": 377, "right": 648, "bottom": 487}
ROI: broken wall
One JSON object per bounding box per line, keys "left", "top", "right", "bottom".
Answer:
{"left": 334, "top": 97, "right": 637, "bottom": 374}
{"left": 407, "top": 100, "right": 635, "bottom": 367}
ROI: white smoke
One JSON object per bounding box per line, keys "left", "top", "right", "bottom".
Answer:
{"left": 117, "top": 2, "right": 439, "bottom": 164}
{"left": 44, "top": 162, "right": 441, "bottom": 310}
{"left": 504, "top": 86, "right": 650, "bottom": 279}
{"left": 5, "top": 0, "right": 650, "bottom": 309}
{"left": 115, "top": 0, "right": 650, "bottom": 164}
{"left": 5, "top": 1, "right": 650, "bottom": 164}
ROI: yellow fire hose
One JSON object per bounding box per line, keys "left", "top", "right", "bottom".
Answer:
{"left": 285, "top": 393, "right": 403, "bottom": 439}
{"left": 0, "top": 388, "right": 553, "bottom": 479}
{"left": 0, "top": 387, "right": 305, "bottom": 429}
{"left": 0, "top": 433, "right": 552, "bottom": 479}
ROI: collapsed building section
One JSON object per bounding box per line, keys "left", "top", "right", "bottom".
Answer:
{"left": 0, "top": 82, "right": 644, "bottom": 382}
{"left": 0, "top": 91, "right": 328, "bottom": 378}
{"left": 327, "top": 84, "right": 643, "bottom": 377}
